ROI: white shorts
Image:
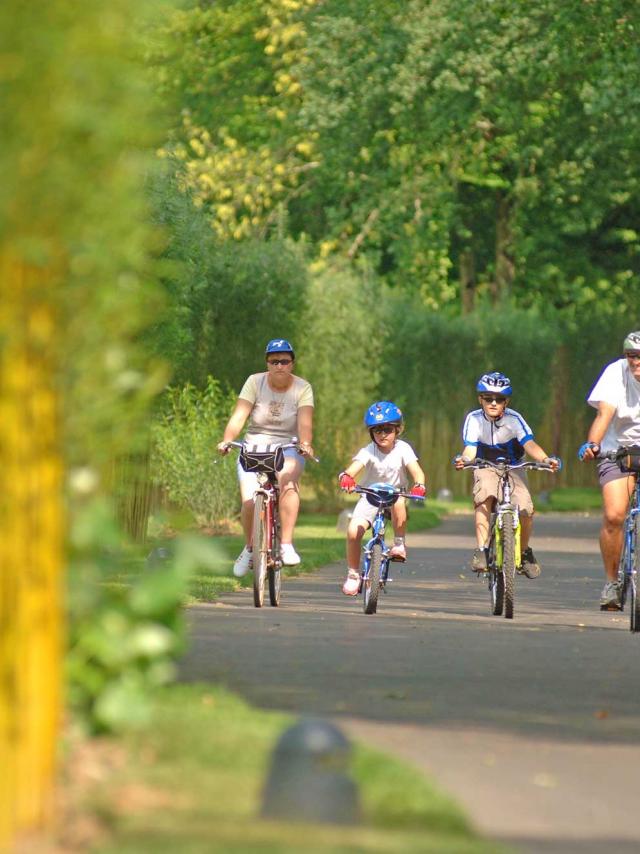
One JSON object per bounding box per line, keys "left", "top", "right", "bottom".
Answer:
{"left": 237, "top": 447, "right": 305, "bottom": 502}
{"left": 350, "top": 494, "right": 405, "bottom": 527}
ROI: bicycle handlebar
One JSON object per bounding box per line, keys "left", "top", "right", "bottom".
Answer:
{"left": 353, "top": 485, "right": 426, "bottom": 501}
{"left": 457, "top": 459, "right": 556, "bottom": 473}
{"left": 224, "top": 439, "right": 320, "bottom": 463}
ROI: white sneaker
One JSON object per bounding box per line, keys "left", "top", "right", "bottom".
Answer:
{"left": 342, "top": 569, "right": 360, "bottom": 596}
{"left": 233, "top": 546, "right": 252, "bottom": 577}
{"left": 280, "top": 543, "right": 301, "bottom": 566}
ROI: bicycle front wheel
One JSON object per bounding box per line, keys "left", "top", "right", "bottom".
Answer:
{"left": 631, "top": 514, "right": 640, "bottom": 632}
{"left": 501, "top": 512, "right": 516, "bottom": 620}
{"left": 252, "top": 494, "right": 268, "bottom": 608}
{"left": 363, "top": 544, "right": 382, "bottom": 615}
{"left": 487, "top": 532, "right": 503, "bottom": 615}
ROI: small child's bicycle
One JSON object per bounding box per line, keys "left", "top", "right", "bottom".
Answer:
{"left": 600, "top": 447, "right": 640, "bottom": 631}
{"left": 458, "top": 458, "right": 556, "bottom": 619}
{"left": 353, "top": 482, "right": 425, "bottom": 615}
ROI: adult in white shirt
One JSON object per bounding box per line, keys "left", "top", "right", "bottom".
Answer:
{"left": 217, "top": 339, "right": 314, "bottom": 576}
{"left": 578, "top": 331, "right": 640, "bottom": 610}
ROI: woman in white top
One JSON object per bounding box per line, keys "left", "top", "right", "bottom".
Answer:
{"left": 579, "top": 330, "right": 640, "bottom": 610}
{"left": 218, "top": 339, "right": 314, "bottom": 576}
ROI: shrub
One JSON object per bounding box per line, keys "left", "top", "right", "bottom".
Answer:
{"left": 151, "top": 377, "right": 238, "bottom": 529}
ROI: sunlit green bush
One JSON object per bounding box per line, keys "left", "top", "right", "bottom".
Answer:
{"left": 152, "top": 377, "right": 238, "bottom": 529}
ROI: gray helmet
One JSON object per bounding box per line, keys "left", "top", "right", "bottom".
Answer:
{"left": 623, "top": 331, "right": 640, "bottom": 352}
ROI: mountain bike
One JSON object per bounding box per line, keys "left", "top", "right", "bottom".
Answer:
{"left": 600, "top": 447, "right": 640, "bottom": 632}
{"left": 458, "top": 459, "right": 557, "bottom": 619}
{"left": 353, "top": 482, "right": 425, "bottom": 615}
{"left": 228, "top": 440, "right": 317, "bottom": 608}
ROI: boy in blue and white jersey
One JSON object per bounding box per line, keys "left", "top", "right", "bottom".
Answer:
{"left": 455, "top": 372, "right": 560, "bottom": 576}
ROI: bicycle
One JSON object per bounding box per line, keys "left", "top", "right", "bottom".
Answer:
{"left": 598, "top": 447, "right": 640, "bottom": 631}
{"left": 352, "top": 482, "right": 425, "bottom": 615}
{"left": 228, "top": 439, "right": 317, "bottom": 608}
{"left": 457, "top": 458, "right": 557, "bottom": 619}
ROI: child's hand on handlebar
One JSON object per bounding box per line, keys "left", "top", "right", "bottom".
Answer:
{"left": 409, "top": 483, "right": 426, "bottom": 498}
{"left": 339, "top": 472, "right": 357, "bottom": 492}
{"left": 453, "top": 454, "right": 466, "bottom": 470}
{"left": 544, "top": 455, "right": 562, "bottom": 472}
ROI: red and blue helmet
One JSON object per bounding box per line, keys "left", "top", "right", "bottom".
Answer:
{"left": 265, "top": 338, "right": 294, "bottom": 357}
{"left": 476, "top": 372, "right": 512, "bottom": 396}
{"left": 364, "top": 400, "right": 404, "bottom": 429}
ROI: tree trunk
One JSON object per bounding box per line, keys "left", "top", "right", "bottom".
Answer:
{"left": 460, "top": 248, "right": 476, "bottom": 314}
{"left": 494, "top": 193, "right": 515, "bottom": 302}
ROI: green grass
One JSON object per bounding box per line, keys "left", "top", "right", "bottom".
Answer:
{"left": 84, "top": 683, "right": 499, "bottom": 854}
{"left": 141, "top": 502, "right": 449, "bottom": 603}
{"left": 536, "top": 486, "right": 602, "bottom": 513}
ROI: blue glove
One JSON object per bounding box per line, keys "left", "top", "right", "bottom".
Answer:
{"left": 577, "top": 442, "right": 598, "bottom": 461}
{"left": 548, "top": 455, "right": 563, "bottom": 471}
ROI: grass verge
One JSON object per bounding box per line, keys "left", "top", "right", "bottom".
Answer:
{"left": 143, "top": 501, "right": 450, "bottom": 603}
{"left": 63, "top": 683, "right": 499, "bottom": 854}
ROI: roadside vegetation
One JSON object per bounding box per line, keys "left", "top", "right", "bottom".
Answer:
{"left": 59, "top": 684, "right": 500, "bottom": 854}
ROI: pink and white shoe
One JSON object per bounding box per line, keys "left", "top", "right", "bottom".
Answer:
{"left": 342, "top": 569, "right": 360, "bottom": 596}
{"left": 389, "top": 543, "right": 407, "bottom": 562}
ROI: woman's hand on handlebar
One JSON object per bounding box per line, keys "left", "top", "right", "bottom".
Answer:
{"left": 297, "top": 441, "right": 315, "bottom": 459}
{"left": 453, "top": 454, "right": 466, "bottom": 470}
{"left": 217, "top": 440, "right": 231, "bottom": 455}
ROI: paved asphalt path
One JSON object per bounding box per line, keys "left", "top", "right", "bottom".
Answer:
{"left": 180, "top": 513, "right": 640, "bottom": 853}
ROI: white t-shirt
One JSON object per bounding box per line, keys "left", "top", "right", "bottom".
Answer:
{"left": 587, "top": 358, "right": 640, "bottom": 451}
{"left": 353, "top": 439, "right": 418, "bottom": 488}
{"left": 239, "top": 372, "right": 314, "bottom": 444}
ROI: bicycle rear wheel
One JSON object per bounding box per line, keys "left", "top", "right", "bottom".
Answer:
{"left": 363, "top": 544, "right": 382, "bottom": 615}
{"left": 501, "top": 512, "right": 516, "bottom": 620}
{"left": 631, "top": 514, "right": 640, "bottom": 632}
{"left": 252, "top": 494, "right": 268, "bottom": 608}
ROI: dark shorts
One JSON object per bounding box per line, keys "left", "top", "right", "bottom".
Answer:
{"left": 597, "top": 459, "right": 638, "bottom": 487}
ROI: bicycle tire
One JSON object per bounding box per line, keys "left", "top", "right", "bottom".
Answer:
{"left": 252, "top": 494, "right": 267, "bottom": 608}
{"left": 363, "top": 544, "right": 382, "bottom": 615}
{"left": 501, "top": 511, "right": 516, "bottom": 620}
{"left": 618, "top": 535, "right": 630, "bottom": 612}
{"left": 631, "top": 513, "right": 640, "bottom": 632}
{"left": 268, "top": 503, "right": 281, "bottom": 607}
{"left": 487, "top": 529, "right": 503, "bottom": 615}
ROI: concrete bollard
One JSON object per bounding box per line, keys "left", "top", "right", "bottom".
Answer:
{"left": 145, "top": 546, "right": 173, "bottom": 568}
{"left": 336, "top": 509, "right": 352, "bottom": 532}
{"left": 261, "top": 718, "right": 360, "bottom": 825}
{"left": 436, "top": 487, "right": 453, "bottom": 502}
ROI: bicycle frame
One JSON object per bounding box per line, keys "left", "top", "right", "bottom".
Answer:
{"left": 354, "top": 483, "right": 424, "bottom": 614}
{"left": 460, "top": 458, "right": 555, "bottom": 619}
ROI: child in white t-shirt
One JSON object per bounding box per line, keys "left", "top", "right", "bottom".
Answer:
{"left": 338, "top": 401, "right": 426, "bottom": 596}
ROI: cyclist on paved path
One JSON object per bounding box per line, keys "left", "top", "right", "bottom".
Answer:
{"left": 338, "top": 401, "right": 426, "bottom": 596}
{"left": 578, "top": 330, "right": 640, "bottom": 610}
{"left": 217, "top": 339, "right": 314, "bottom": 577}
{"left": 454, "top": 371, "right": 560, "bottom": 577}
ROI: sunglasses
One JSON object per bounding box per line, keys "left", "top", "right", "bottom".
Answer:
{"left": 267, "top": 358, "right": 293, "bottom": 366}
{"left": 371, "top": 425, "right": 396, "bottom": 435}
{"left": 480, "top": 395, "right": 507, "bottom": 404}
{"left": 625, "top": 352, "right": 640, "bottom": 362}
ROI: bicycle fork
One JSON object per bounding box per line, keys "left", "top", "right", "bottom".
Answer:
{"left": 494, "top": 506, "right": 522, "bottom": 568}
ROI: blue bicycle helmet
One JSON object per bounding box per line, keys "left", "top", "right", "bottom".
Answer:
{"left": 265, "top": 338, "right": 295, "bottom": 357}
{"left": 364, "top": 400, "right": 404, "bottom": 429}
{"left": 476, "top": 371, "right": 512, "bottom": 396}
{"left": 623, "top": 331, "right": 640, "bottom": 351}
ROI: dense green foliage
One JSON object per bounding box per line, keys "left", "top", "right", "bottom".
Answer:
{"left": 151, "top": 377, "right": 237, "bottom": 527}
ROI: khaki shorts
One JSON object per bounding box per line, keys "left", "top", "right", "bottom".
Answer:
{"left": 472, "top": 468, "right": 534, "bottom": 515}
